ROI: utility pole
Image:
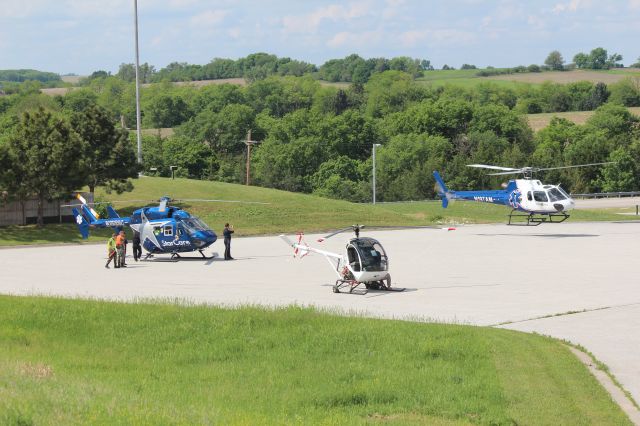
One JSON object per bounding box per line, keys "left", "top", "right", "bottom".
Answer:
{"left": 133, "top": 0, "right": 142, "bottom": 165}
{"left": 244, "top": 129, "right": 260, "bottom": 185}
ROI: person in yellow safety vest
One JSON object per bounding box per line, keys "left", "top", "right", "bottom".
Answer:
{"left": 105, "top": 233, "right": 118, "bottom": 269}
{"left": 115, "top": 230, "right": 127, "bottom": 268}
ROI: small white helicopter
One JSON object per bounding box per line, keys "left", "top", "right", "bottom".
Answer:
{"left": 280, "top": 225, "right": 396, "bottom": 294}
{"left": 434, "top": 162, "right": 613, "bottom": 225}
{"left": 280, "top": 224, "right": 454, "bottom": 294}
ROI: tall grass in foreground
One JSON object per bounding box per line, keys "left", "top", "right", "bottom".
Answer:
{"left": 0, "top": 296, "right": 630, "bottom": 425}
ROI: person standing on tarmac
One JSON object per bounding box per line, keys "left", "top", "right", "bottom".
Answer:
{"left": 105, "top": 232, "right": 118, "bottom": 269}
{"left": 115, "top": 230, "right": 127, "bottom": 268}
{"left": 121, "top": 232, "right": 129, "bottom": 267}
{"left": 223, "top": 223, "right": 234, "bottom": 260}
{"left": 132, "top": 230, "right": 142, "bottom": 261}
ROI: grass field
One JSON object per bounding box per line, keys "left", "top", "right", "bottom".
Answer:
{"left": 0, "top": 296, "right": 631, "bottom": 425}
{"left": 0, "top": 177, "right": 635, "bottom": 246}
{"left": 487, "top": 69, "right": 640, "bottom": 85}
{"left": 416, "top": 68, "right": 640, "bottom": 89}
{"left": 527, "top": 106, "right": 640, "bottom": 131}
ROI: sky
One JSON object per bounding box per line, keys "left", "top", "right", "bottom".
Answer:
{"left": 1, "top": 0, "right": 640, "bottom": 75}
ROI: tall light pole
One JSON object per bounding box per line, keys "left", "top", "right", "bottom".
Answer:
{"left": 372, "top": 143, "right": 381, "bottom": 204}
{"left": 133, "top": 0, "right": 142, "bottom": 165}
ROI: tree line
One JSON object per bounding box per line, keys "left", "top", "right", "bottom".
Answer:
{"left": 1, "top": 69, "right": 639, "bottom": 211}
{"left": 0, "top": 104, "right": 138, "bottom": 225}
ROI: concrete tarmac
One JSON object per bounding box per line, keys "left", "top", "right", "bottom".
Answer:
{"left": 1, "top": 221, "right": 639, "bottom": 405}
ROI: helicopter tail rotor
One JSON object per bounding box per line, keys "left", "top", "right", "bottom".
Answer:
{"left": 280, "top": 233, "right": 311, "bottom": 258}
{"left": 433, "top": 171, "right": 453, "bottom": 208}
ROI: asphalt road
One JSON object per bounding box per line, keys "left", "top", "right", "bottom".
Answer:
{"left": 2, "top": 221, "right": 639, "bottom": 408}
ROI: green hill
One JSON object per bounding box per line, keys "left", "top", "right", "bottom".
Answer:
{"left": 0, "top": 176, "right": 631, "bottom": 246}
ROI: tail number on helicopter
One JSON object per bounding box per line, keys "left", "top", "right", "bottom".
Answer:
{"left": 473, "top": 196, "right": 494, "bottom": 203}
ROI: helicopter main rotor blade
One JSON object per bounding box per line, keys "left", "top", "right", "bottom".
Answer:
{"left": 487, "top": 170, "right": 525, "bottom": 176}
{"left": 60, "top": 201, "right": 112, "bottom": 207}
{"left": 173, "top": 198, "right": 270, "bottom": 205}
{"left": 467, "top": 164, "right": 521, "bottom": 171}
{"left": 320, "top": 226, "right": 357, "bottom": 241}
{"left": 535, "top": 162, "right": 616, "bottom": 172}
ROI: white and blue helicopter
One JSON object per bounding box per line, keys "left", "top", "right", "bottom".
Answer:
{"left": 71, "top": 194, "right": 265, "bottom": 259}
{"left": 433, "top": 163, "right": 612, "bottom": 225}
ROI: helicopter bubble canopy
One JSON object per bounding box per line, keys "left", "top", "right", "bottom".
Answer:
{"left": 347, "top": 237, "right": 389, "bottom": 273}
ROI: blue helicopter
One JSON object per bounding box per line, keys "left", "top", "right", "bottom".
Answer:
{"left": 433, "top": 163, "right": 612, "bottom": 225}
{"left": 71, "top": 194, "right": 228, "bottom": 259}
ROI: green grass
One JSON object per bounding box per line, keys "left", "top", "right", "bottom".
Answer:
{"left": 0, "top": 177, "right": 636, "bottom": 246}
{"left": 0, "top": 224, "right": 112, "bottom": 247}
{"left": 0, "top": 296, "right": 631, "bottom": 425}
{"left": 416, "top": 69, "right": 528, "bottom": 89}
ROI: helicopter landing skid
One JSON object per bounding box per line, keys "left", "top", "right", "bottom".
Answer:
{"left": 365, "top": 277, "right": 405, "bottom": 292}
{"left": 333, "top": 277, "right": 404, "bottom": 294}
{"left": 333, "top": 279, "right": 367, "bottom": 295}
{"left": 508, "top": 210, "right": 570, "bottom": 226}
{"left": 169, "top": 250, "right": 216, "bottom": 260}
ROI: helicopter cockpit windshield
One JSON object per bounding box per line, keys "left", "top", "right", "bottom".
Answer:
{"left": 179, "top": 217, "right": 211, "bottom": 236}
{"left": 547, "top": 187, "right": 568, "bottom": 202}
{"left": 349, "top": 238, "right": 388, "bottom": 272}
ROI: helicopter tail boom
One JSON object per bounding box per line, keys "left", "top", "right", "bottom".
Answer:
{"left": 279, "top": 234, "right": 343, "bottom": 260}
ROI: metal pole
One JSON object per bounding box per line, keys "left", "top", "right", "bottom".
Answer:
{"left": 372, "top": 144, "right": 377, "bottom": 204}
{"left": 133, "top": 0, "right": 142, "bottom": 165}
{"left": 246, "top": 130, "right": 251, "bottom": 185}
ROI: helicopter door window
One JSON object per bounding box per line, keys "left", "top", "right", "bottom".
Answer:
{"left": 527, "top": 192, "right": 532, "bottom": 201}
{"left": 164, "top": 225, "right": 173, "bottom": 237}
{"left": 370, "top": 242, "right": 388, "bottom": 271}
{"left": 533, "top": 191, "right": 548, "bottom": 202}
{"left": 347, "top": 246, "right": 361, "bottom": 271}
{"left": 547, "top": 188, "right": 566, "bottom": 201}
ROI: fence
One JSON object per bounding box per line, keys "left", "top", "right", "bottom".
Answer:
{"left": 0, "top": 193, "right": 93, "bottom": 226}
{"left": 571, "top": 191, "right": 640, "bottom": 199}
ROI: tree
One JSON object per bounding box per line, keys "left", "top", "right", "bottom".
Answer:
{"left": 310, "top": 156, "right": 369, "bottom": 202}
{"left": 70, "top": 105, "right": 138, "bottom": 194}
{"left": 147, "top": 94, "right": 190, "bottom": 128}
{"left": 589, "top": 47, "right": 608, "bottom": 69}
{"left": 544, "top": 50, "right": 565, "bottom": 71}
{"left": 597, "top": 147, "right": 640, "bottom": 191}
{"left": 573, "top": 52, "right": 589, "bottom": 69}
{"left": 609, "top": 77, "right": 640, "bottom": 107}
{"left": 6, "top": 108, "right": 87, "bottom": 226}
{"left": 606, "top": 53, "right": 623, "bottom": 69}
{"left": 61, "top": 88, "right": 98, "bottom": 112}
{"left": 116, "top": 62, "right": 156, "bottom": 83}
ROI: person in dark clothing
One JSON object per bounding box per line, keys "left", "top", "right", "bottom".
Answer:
{"left": 223, "top": 223, "right": 234, "bottom": 260}
{"left": 132, "top": 230, "right": 142, "bottom": 261}
{"left": 121, "top": 233, "right": 129, "bottom": 267}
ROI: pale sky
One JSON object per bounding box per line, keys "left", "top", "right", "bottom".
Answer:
{"left": 1, "top": 0, "right": 639, "bottom": 75}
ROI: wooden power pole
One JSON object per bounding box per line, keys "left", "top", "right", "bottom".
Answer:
{"left": 244, "top": 129, "right": 260, "bottom": 185}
